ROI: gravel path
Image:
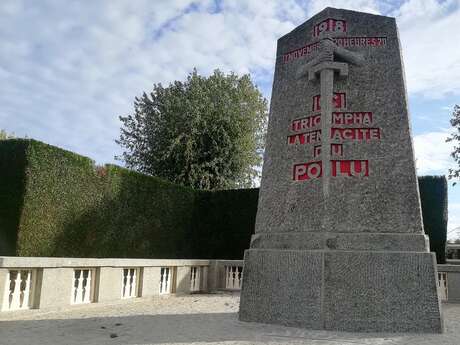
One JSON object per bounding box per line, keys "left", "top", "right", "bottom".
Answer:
{"left": 0, "top": 292, "right": 459, "bottom": 345}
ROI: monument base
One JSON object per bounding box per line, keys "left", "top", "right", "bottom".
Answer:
{"left": 239, "top": 249, "right": 443, "bottom": 333}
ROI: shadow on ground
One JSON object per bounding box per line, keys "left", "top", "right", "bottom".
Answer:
{"left": 1, "top": 308, "right": 459, "bottom": 345}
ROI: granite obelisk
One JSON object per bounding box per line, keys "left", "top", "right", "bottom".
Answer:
{"left": 239, "top": 8, "right": 443, "bottom": 333}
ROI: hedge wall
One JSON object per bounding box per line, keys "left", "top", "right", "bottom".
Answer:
{"left": 1, "top": 140, "right": 196, "bottom": 258}
{"left": 0, "top": 140, "right": 29, "bottom": 255}
{"left": 0, "top": 139, "right": 448, "bottom": 261}
{"left": 191, "top": 188, "right": 259, "bottom": 259}
{"left": 419, "top": 176, "right": 448, "bottom": 264}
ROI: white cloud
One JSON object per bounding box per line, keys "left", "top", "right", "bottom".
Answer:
{"left": 413, "top": 130, "right": 454, "bottom": 175}
{"left": 395, "top": 0, "right": 460, "bottom": 98}
{"left": 448, "top": 202, "right": 460, "bottom": 240}
{"left": 413, "top": 129, "right": 459, "bottom": 240}
{"left": 442, "top": 105, "right": 455, "bottom": 111}
{"left": 0, "top": 0, "right": 303, "bottom": 163}
{"left": 308, "top": 1, "right": 460, "bottom": 98}
{"left": 1, "top": 0, "right": 459, "bottom": 239}
{"left": 306, "top": 0, "right": 381, "bottom": 15}
{"left": 0, "top": 0, "right": 459, "bottom": 166}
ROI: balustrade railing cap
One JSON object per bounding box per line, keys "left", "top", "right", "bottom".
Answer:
{"left": 437, "top": 264, "right": 460, "bottom": 272}
{"left": 216, "top": 260, "right": 244, "bottom": 266}
{"left": 0, "top": 256, "right": 212, "bottom": 268}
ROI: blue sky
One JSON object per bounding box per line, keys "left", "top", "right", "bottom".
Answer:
{"left": 1, "top": 0, "right": 460, "bottom": 238}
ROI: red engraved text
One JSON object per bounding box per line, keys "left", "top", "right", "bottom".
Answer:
{"left": 314, "top": 145, "right": 321, "bottom": 158}
{"left": 330, "top": 127, "right": 381, "bottom": 141}
{"left": 312, "top": 93, "right": 346, "bottom": 112}
{"left": 331, "top": 144, "right": 343, "bottom": 156}
{"left": 332, "top": 111, "right": 373, "bottom": 125}
{"left": 293, "top": 161, "right": 322, "bottom": 181}
{"left": 291, "top": 114, "right": 321, "bottom": 132}
{"left": 333, "top": 36, "right": 387, "bottom": 48}
{"left": 283, "top": 41, "right": 320, "bottom": 63}
{"left": 313, "top": 18, "right": 347, "bottom": 37}
{"left": 331, "top": 160, "right": 369, "bottom": 177}
{"left": 283, "top": 37, "right": 386, "bottom": 64}
{"left": 287, "top": 130, "right": 321, "bottom": 145}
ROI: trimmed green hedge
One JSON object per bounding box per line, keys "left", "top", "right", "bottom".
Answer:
{"left": 191, "top": 188, "right": 259, "bottom": 259}
{"left": 419, "top": 176, "right": 448, "bottom": 264}
{"left": 1, "top": 140, "right": 196, "bottom": 258}
{"left": 0, "top": 140, "right": 29, "bottom": 255}
{"left": 0, "top": 139, "right": 447, "bottom": 261}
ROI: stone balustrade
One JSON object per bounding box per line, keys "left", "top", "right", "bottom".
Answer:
{"left": 1, "top": 256, "right": 455, "bottom": 313}
{"left": 0, "top": 257, "right": 243, "bottom": 312}
{"left": 224, "top": 263, "right": 243, "bottom": 290}
{"left": 437, "top": 265, "right": 460, "bottom": 303}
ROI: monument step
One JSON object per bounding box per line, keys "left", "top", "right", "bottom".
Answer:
{"left": 239, "top": 248, "right": 442, "bottom": 333}
{"left": 250, "top": 232, "right": 429, "bottom": 252}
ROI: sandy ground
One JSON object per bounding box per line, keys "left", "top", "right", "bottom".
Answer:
{"left": 1, "top": 292, "right": 459, "bottom": 345}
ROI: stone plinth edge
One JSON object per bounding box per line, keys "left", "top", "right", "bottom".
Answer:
{"left": 239, "top": 249, "right": 443, "bottom": 333}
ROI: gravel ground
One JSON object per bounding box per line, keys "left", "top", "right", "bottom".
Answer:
{"left": 0, "top": 292, "right": 458, "bottom": 345}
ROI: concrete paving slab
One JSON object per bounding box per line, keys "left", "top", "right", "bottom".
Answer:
{"left": 0, "top": 293, "right": 458, "bottom": 345}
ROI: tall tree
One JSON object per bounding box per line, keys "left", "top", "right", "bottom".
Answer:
{"left": 117, "top": 69, "right": 268, "bottom": 190}
{"left": 447, "top": 104, "right": 460, "bottom": 184}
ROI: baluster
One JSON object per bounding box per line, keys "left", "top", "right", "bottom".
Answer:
{"left": 82, "top": 270, "right": 88, "bottom": 303}
{"left": 437, "top": 273, "right": 447, "bottom": 301}
{"left": 438, "top": 273, "right": 442, "bottom": 297}
{"left": 232, "top": 267, "right": 237, "bottom": 289}
{"left": 122, "top": 269, "right": 127, "bottom": 298}
{"left": 195, "top": 267, "right": 198, "bottom": 290}
{"left": 130, "top": 269, "right": 137, "bottom": 297}
{"left": 123, "top": 269, "right": 128, "bottom": 297}
{"left": 8, "top": 271, "right": 14, "bottom": 309}
{"left": 75, "top": 270, "right": 83, "bottom": 303}
{"left": 236, "top": 267, "right": 240, "bottom": 288}
{"left": 225, "top": 266, "right": 230, "bottom": 289}
{"left": 229, "top": 266, "right": 233, "bottom": 289}
{"left": 8, "top": 271, "right": 18, "bottom": 309}
{"left": 194, "top": 267, "right": 197, "bottom": 290}
{"left": 81, "top": 270, "right": 88, "bottom": 303}
{"left": 442, "top": 275, "right": 445, "bottom": 300}
{"left": 160, "top": 268, "right": 165, "bottom": 293}
{"left": 443, "top": 273, "right": 448, "bottom": 300}
{"left": 194, "top": 267, "right": 198, "bottom": 291}
{"left": 235, "top": 267, "right": 239, "bottom": 289}
{"left": 19, "top": 271, "right": 25, "bottom": 308}
{"left": 165, "top": 268, "right": 170, "bottom": 293}
{"left": 202, "top": 266, "right": 208, "bottom": 292}
{"left": 20, "top": 271, "right": 32, "bottom": 309}
{"left": 72, "top": 271, "right": 77, "bottom": 303}
{"left": 11, "top": 271, "right": 21, "bottom": 309}
{"left": 239, "top": 267, "right": 243, "bottom": 288}
{"left": 190, "top": 267, "right": 195, "bottom": 291}
{"left": 128, "top": 269, "right": 132, "bottom": 297}
{"left": 85, "top": 270, "right": 92, "bottom": 303}
{"left": 196, "top": 267, "right": 201, "bottom": 291}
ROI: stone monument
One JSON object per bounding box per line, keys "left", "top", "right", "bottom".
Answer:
{"left": 239, "top": 8, "right": 443, "bottom": 333}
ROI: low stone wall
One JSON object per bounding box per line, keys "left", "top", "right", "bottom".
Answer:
{"left": 0, "top": 257, "right": 243, "bottom": 312}
{"left": 2, "top": 257, "right": 454, "bottom": 313}
{"left": 437, "top": 264, "right": 460, "bottom": 303}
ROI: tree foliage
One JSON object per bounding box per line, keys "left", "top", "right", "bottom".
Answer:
{"left": 117, "top": 69, "right": 268, "bottom": 190}
{"left": 447, "top": 104, "right": 460, "bottom": 184}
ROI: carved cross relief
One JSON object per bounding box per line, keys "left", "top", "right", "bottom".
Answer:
{"left": 297, "top": 37, "right": 365, "bottom": 197}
